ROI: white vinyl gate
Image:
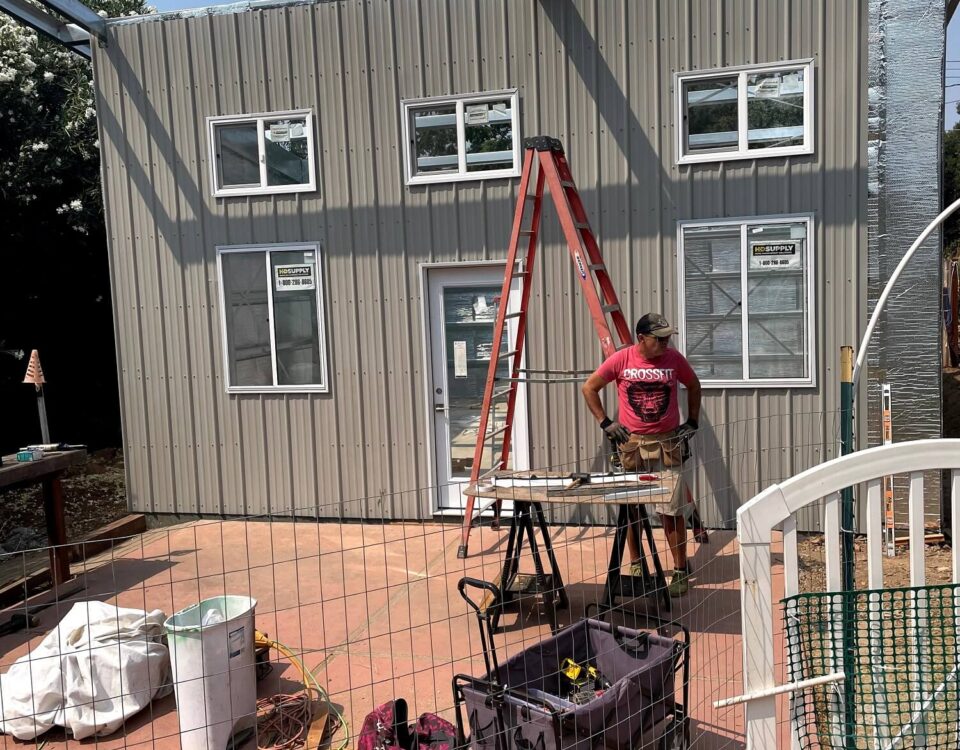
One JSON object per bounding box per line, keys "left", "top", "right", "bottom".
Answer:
{"left": 736, "top": 439, "right": 960, "bottom": 748}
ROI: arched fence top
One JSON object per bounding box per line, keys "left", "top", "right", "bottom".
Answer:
{"left": 737, "top": 439, "right": 960, "bottom": 544}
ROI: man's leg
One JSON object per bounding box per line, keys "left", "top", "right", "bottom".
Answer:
{"left": 661, "top": 512, "right": 690, "bottom": 596}
{"left": 661, "top": 513, "right": 687, "bottom": 569}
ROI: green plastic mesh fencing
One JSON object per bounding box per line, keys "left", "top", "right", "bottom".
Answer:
{"left": 784, "top": 584, "right": 960, "bottom": 749}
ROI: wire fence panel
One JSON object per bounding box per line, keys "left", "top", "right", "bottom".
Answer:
{"left": 786, "top": 584, "right": 960, "bottom": 750}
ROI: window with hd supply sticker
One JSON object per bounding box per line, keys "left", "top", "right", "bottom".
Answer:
{"left": 677, "top": 215, "right": 814, "bottom": 387}
{"left": 208, "top": 110, "right": 316, "bottom": 197}
{"left": 676, "top": 60, "right": 813, "bottom": 164}
{"left": 217, "top": 242, "right": 328, "bottom": 392}
{"left": 401, "top": 89, "right": 521, "bottom": 184}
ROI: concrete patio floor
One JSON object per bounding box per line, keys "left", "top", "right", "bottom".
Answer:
{"left": 0, "top": 518, "right": 790, "bottom": 749}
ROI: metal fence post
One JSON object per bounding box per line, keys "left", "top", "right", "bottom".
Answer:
{"left": 840, "top": 346, "right": 856, "bottom": 749}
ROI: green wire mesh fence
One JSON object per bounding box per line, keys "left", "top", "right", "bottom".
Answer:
{"left": 785, "top": 584, "right": 960, "bottom": 749}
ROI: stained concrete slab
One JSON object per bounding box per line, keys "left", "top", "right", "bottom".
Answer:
{"left": 0, "top": 520, "right": 790, "bottom": 750}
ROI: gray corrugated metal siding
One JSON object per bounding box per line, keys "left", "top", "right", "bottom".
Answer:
{"left": 93, "top": 0, "right": 869, "bottom": 526}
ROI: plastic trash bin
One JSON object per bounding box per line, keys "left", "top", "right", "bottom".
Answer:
{"left": 164, "top": 595, "right": 258, "bottom": 750}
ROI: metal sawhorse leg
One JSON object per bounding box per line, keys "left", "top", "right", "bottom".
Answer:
{"left": 599, "top": 502, "right": 671, "bottom": 615}
{"left": 486, "top": 500, "right": 568, "bottom": 633}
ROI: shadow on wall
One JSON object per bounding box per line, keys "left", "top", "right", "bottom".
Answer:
{"left": 93, "top": 1, "right": 866, "bottom": 273}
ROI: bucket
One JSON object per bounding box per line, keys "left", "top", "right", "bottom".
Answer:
{"left": 164, "top": 595, "right": 258, "bottom": 750}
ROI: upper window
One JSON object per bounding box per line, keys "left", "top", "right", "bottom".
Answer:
{"left": 208, "top": 110, "right": 316, "bottom": 197}
{"left": 401, "top": 90, "right": 521, "bottom": 185}
{"left": 676, "top": 60, "right": 813, "bottom": 164}
{"left": 217, "top": 243, "right": 328, "bottom": 393}
{"left": 677, "top": 215, "right": 815, "bottom": 387}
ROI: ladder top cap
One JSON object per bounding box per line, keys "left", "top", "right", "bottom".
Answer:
{"left": 524, "top": 136, "right": 565, "bottom": 153}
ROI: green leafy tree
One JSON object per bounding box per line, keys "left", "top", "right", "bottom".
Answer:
{"left": 0, "top": 0, "right": 151, "bottom": 451}
{"left": 944, "top": 106, "right": 960, "bottom": 258}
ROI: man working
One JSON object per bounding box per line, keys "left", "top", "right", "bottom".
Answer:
{"left": 581, "top": 313, "right": 702, "bottom": 596}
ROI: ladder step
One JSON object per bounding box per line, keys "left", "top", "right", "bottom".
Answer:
{"left": 601, "top": 303, "right": 621, "bottom": 314}
{"left": 491, "top": 385, "right": 513, "bottom": 400}
{"left": 499, "top": 349, "right": 519, "bottom": 360}
{"left": 560, "top": 180, "right": 576, "bottom": 188}
{"left": 519, "top": 229, "right": 536, "bottom": 236}
{"left": 479, "top": 466, "right": 504, "bottom": 480}
{"left": 575, "top": 222, "right": 590, "bottom": 230}
{"left": 588, "top": 263, "right": 606, "bottom": 271}
{"left": 485, "top": 425, "right": 508, "bottom": 440}
{"left": 524, "top": 194, "right": 538, "bottom": 201}
{"left": 503, "top": 310, "right": 523, "bottom": 319}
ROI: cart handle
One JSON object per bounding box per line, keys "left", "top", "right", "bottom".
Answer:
{"left": 458, "top": 577, "right": 501, "bottom": 616}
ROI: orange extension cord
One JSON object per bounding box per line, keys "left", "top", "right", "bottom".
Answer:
{"left": 254, "top": 631, "right": 348, "bottom": 750}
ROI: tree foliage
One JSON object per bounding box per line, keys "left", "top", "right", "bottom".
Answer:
{"left": 945, "top": 108, "right": 960, "bottom": 257}
{"left": 0, "top": 0, "right": 150, "bottom": 452}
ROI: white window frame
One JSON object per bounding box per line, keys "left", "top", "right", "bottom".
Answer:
{"left": 675, "top": 59, "right": 814, "bottom": 165}
{"left": 676, "top": 214, "right": 816, "bottom": 389}
{"left": 216, "top": 242, "right": 329, "bottom": 394}
{"left": 207, "top": 109, "right": 316, "bottom": 198}
{"left": 401, "top": 89, "right": 522, "bottom": 185}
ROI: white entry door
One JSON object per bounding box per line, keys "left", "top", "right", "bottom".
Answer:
{"left": 426, "top": 266, "right": 529, "bottom": 511}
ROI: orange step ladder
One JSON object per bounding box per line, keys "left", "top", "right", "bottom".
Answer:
{"left": 457, "top": 136, "right": 634, "bottom": 559}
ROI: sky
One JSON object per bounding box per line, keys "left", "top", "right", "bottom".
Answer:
{"left": 147, "top": 0, "right": 960, "bottom": 131}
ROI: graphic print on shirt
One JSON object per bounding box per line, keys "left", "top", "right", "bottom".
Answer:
{"left": 626, "top": 381, "right": 671, "bottom": 423}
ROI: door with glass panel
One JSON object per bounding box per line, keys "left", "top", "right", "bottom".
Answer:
{"left": 427, "top": 266, "right": 528, "bottom": 511}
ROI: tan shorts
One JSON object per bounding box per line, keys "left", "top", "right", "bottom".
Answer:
{"left": 617, "top": 429, "right": 691, "bottom": 518}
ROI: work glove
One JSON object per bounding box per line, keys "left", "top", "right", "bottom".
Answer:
{"left": 600, "top": 417, "right": 630, "bottom": 445}
{"left": 675, "top": 418, "right": 699, "bottom": 442}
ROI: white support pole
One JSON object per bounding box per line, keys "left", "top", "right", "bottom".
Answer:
{"left": 853, "top": 196, "right": 960, "bottom": 393}
{"left": 908, "top": 471, "right": 928, "bottom": 748}
{"left": 782, "top": 515, "right": 803, "bottom": 750}
{"left": 740, "top": 540, "right": 777, "bottom": 749}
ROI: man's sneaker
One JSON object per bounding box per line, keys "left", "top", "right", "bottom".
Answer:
{"left": 668, "top": 569, "right": 690, "bottom": 597}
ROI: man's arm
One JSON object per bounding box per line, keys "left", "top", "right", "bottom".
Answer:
{"left": 583, "top": 371, "right": 630, "bottom": 443}
{"left": 686, "top": 373, "right": 702, "bottom": 424}
{"left": 581, "top": 371, "right": 611, "bottom": 423}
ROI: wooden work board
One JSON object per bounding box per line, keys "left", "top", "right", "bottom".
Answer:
{"left": 464, "top": 470, "right": 677, "bottom": 505}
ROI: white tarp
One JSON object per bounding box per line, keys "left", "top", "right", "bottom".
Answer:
{"left": 0, "top": 601, "right": 170, "bottom": 739}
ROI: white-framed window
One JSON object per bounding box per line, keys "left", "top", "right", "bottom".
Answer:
{"left": 208, "top": 110, "right": 316, "bottom": 197}
{"left": 401, "top": 89, "right": 521, "bottom": 185}
{"left": 677, "top": 215, "right": 815, "bottom": 388}
{"left": 676, "top": 60, "right": 814, "bottom": 164}
{"left": 216, "top": 242, "right": 328, "bottom": 393}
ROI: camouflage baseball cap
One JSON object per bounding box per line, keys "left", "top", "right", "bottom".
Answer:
{"left": 635, "top": 313, "right": 677, "bottom": 337}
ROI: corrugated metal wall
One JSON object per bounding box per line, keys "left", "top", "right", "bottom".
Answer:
{"left": 93, "top": 0, "right": 868, "bottom": 525}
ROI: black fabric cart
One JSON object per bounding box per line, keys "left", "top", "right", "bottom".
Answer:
{"left": 452, "top": 578, "right": 690, "bottom": 750}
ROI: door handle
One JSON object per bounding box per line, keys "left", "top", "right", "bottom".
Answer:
{"left": 434, "top": 403, "right": 447, "bottom": 413}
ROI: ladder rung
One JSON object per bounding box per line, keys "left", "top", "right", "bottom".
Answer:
{"left": 524, "top": 194, "right": 538, "bottom": 201}
{"left": 519, "top": 229, "right": 536, "bottom": 236}
{"left": 491, "top": 385, "right": 513, "bottom": 400}
{"left": 560, "top": 180, "right": 576, "bottom": 188}
{"left": 588, "top": 263, "right": 606, "bottom": 271}
{"left": 503, "top": 310, "right": 523, "bottom": 319}
{"left": 515, "top": 271, "right": 530, "bottom": 278}
{"left": 485, "top": 425, "right": 508, "bottom": 440}
{"left": 575, "top": 222, "right": 590, "bottom": 230}
{"left": 479, "top": 466, "right": 503, "bottom": 479}
{"left": 499, "top": 349, "right": 519, "bottom": 360}
{"left": 601, "top": 303, "right": 621, "bottom": 314}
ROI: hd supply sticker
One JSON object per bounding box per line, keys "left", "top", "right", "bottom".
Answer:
{"left": 749, "top": 240, "right": 801, "bottom": 270}
{"left": 274, "top": 263, "right": 316, "bottom": 291}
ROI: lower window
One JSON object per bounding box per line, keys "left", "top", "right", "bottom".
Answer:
{"left": 217, "top": 243, "right": 328, "bottom": 392}
{"left": 678, "top": 216, "right": 814, "bottom": 387}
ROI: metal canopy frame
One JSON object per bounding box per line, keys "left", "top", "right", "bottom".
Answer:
{"left": 0, "top": 0, "right": 106, "bottom": 59}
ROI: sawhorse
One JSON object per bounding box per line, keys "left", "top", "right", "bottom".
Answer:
{"left": 599, "top": 501, "right": 672, "bottom": 615}
{"left": 481, "top": 500, "right": 568, "bottom": 633}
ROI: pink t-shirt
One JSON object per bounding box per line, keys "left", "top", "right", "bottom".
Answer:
{"left": 595, "top": 346, "right": 697, "bottom": 434}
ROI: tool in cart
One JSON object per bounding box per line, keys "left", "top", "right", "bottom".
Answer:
{"left": 559, "top": 658, "right": 612, "bottom": 704}
{"left": 458, "top": 136, "right": 635, "bottom": 559}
